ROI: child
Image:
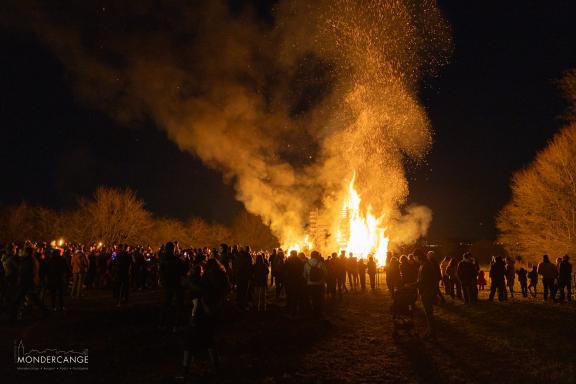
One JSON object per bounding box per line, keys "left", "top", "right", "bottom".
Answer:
{"left": 477, "top": 270, "right": 487, "bottom": 291}
{"left": 516, "top": 267, "right": 528, "bottom": 297}
{"left": 527, "top": 265, "right": 538, "bottom": 297}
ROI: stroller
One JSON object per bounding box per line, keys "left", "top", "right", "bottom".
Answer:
{"left": 391, "top": 285, "right": 418, "bottom": 339}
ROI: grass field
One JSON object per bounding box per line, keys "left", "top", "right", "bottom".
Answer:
{"left": 1, "top": 286, "right": 575, "bottom": 384}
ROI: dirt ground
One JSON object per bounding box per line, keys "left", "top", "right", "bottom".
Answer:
{"left": 1, "top": 286, "right": 575, "bottom": 384}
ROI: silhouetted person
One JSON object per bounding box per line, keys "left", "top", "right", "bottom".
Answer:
{"left": 2, "top": 244, "right": 19, "bottom": 309}
{"left": 159, "top": 242, "right": 187, "bottom": 329}
{"left": 326, "top": 253, "right": 338, "bottom": 300}
{"left": 268, "top": 248, "right": 277, "bottom": 286}
{"left": 86, "top": 249, "right": 97, "bottom": 289}
{"left": 527, "top": 265, "right": 538, "bottom": 297}
{"left": 477, "top": 270, "right": 487, "bottom": 291}
{"left": 537, "top": 254, "right": 557, "bottom": 301}
{"left": 399, "top": 255, "right": 418, "bottom": 287}
{"left": 252, "top": 253, "right": 269, "bottom": 312}
{"left": 552, "top": 257, "right": 562, "bottom": 300}
{"left": 517, "top": 267, "right": 528, "bottom": 298}
{"left": 447, "top": 256, "right": 462, "bottom": 299}
{"left": 219, "top": 243, "right": 232, "bottom": 280}
{"left": 303, "top": 251, "right": 326, "bottom": 317}
{"left": 367, "top": 256, "right": 377, "bottom": 291}
{"left": 115, "top": 245, "right": 132, "bottom": 305}
{"left": 46, "top": 248, "right": 68, "bottom": 311}
{"left": 284, "top": 250, "right": 305, "bottom": 316}
{"left": 97, "top": 250, "right": 109, "bottom": 288}
{"left": 347, "top": 253, "right": 357, "bottom": 291}
{"left": 417, "top": 250, "right": 441, "bottom": 340}
{"left": 71, "top": 249, "right": 87, "bottom": 298}
{"left": 336, "top": 251, "right": 348, "bottom": 295}
{"left": 477, "top": 271, "right": 487, "bottom": 291}
{"left": 429, "top": 252, "right": 446, "bottom": 304}
{"left": 133, "top": 248, "right": 146, "bottom": 290}
{"left": 180, "top": 258, "right": 229, "bottom": 378}
{"left": 235, "top": 246, "right": 253, "bottom": 310}
{"left": 505, "top": 257, "right": 516, "bottom": 298}
{"left": 470, "top": 256, "right": 480, "bottom": 301}
{"left": 440, "top": 256, "right": 451, "bottom": 296}
{"left": 386, "top": 256, "right": 401, "bottom": 297}
{"left": 558, "top": 255, "right": 572, "bottom": 303}
{"left": 272, "top": 250, "right": 285, "bottom": 299}
{"left": 358, "top": 258, "right": 367, "bottom": 291}
{"left": 10, "top": 246, "right": 48, "bottom": 322}
{"left": 457, "top": 252, "right": 477, "bottom": 304}
{"left": 488, "top": 256, "right": 507, "bottom": 301}
{"left": 352, "top": 255, "right": 360, "bottom": 289}
{"left": 37, "top": 247, "right": 47, "bottom": 303}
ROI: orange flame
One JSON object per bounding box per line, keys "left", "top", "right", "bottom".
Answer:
{"left": 338, "top": 172, "right": 389, "bottom": 265}
{"left": 282, "top": 235, "right": 313, "bottom": 254}
{"left": 282, "top": 172, "right": 389, "bottom": 265}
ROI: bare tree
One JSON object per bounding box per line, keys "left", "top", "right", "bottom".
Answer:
{"left": 560, "top": 68, "right": 576, "bottom": 122}
{"left": 33, "top": 206, "right": 66, "bottom": 242}
{"left": 0, "top": 188, "right": 238, "bottom": 248}
{"left": 150, "top": 218, "right": 188, "bottom": 247}
{"left": 498, "top": 123, "right": 576, "bottom": 263}
{"left": 0, "top": 203, "right": 69, "bottom": 244}
{"left": 0, "top": 202, "right": 35, "bottom": 243}
{"left": 78, "top": 187, "right": 152, "bottom": 245}
{"left": 186, "top": 217, "right": 231, "bottom": 248}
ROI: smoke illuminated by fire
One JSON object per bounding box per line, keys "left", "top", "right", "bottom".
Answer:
{"left": 5, "top": 0, "right": 451, "bottom": 253}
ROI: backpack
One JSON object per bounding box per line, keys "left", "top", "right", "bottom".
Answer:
{"left": 308, "top": 261, "right": 325, "bottom": 283}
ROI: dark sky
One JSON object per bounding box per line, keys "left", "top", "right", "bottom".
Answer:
{"left": 1, "top": 1, "right": 576, "bottom": 239}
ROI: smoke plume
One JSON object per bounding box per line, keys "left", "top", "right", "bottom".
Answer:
{"left": 2, "top": 0, "right": 451, "bottom": 248}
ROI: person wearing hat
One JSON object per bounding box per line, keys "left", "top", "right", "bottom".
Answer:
{"left": 558, "top": 255, "right": 572, "bottom": 303}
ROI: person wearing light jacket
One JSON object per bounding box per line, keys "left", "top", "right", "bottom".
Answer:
{"left": 303, "top": 251, "right": 326, "bottom": 317}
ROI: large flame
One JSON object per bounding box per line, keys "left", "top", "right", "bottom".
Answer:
{"left": 283, "top": 171, "right": 389, "bottom": 265}
{"left": 338, "top": 172, "right": 389, "bottom": 265}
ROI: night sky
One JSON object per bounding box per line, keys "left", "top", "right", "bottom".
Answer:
{"left": 1, "top": 1, "right": 576, "bottom": 240}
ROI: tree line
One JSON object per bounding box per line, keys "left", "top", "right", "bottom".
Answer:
{"left": 498, "top": 69, "right": 576, "bottom": 264}
{"left": 0, "top": 187, "right": 279, "bottom": 250}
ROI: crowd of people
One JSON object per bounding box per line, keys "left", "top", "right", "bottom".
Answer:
{"left": 0, "top": 241, "right": 162, "bottom": 318}
{"left": 0, "top": 240, "right": 573, "bottom": 376}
